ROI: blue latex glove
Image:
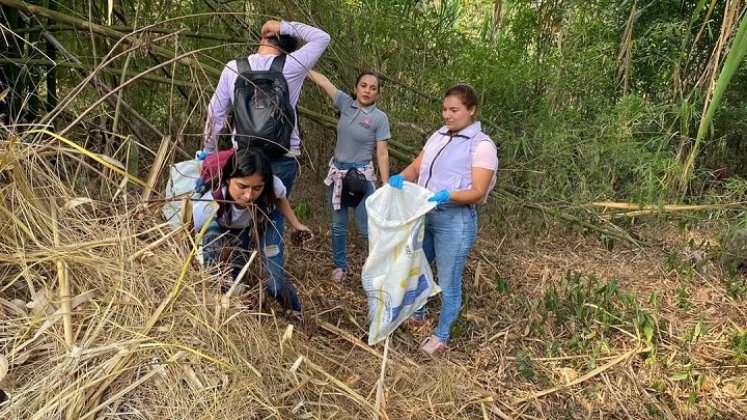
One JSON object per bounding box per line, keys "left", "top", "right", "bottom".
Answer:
{"left": 428, "top": 190, "right": 450, "bottom": 204}
{"left": 195, "top": 177, "right": 205, "bottom": 193}
{"left": 389, "top": 174, "right": 405, "bottom": 189}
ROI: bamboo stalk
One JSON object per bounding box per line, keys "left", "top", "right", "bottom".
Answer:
{"left": 142, "top": 136, "right": 171, "bottom": 201}
{"left": 374, "top": 335, "right": 390, "bottom": 419}
{"left": 53, "top": 44, "right": 227, "bottom": 140}
{"left": 15, "top": 11, "right": 189, "bottom": 159}
{"left": 0, "top": 58, "right": 195, "bottom": 87}
{"left": 615, "top": 1, "right": 636, "bottom": 93}
{"left": 679, "top": 1, "right": 747, "bottom": 191}
{"left": 0, "top": 0, "right": 222, "bottom": 76}
{"left": 514, "top": 345, "right": 649, "bottom": 404}
{"left": 180, "top": 196, "right": 193, "bottom": 227}
{"left": 588, "top": 201, "right": 743, "bottom": 211}
{"left": 51, "top": 199, "right": 74, "bottom": 349}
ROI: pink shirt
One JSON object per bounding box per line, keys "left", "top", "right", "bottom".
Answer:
{"left": 473, "top": 140, "right": 499, "bottom": 171}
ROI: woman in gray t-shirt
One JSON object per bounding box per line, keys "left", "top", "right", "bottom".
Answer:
{"left": 309, "top": 70, "right": 391, "bottom": 283}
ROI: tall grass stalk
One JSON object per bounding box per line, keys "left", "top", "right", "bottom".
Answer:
{"left": 681, "top": 8, "right": 747, "bottom": 192}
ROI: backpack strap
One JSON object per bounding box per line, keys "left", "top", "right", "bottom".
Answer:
{"left": 269, "top": 55, "right": 286, "bottom": 72}
{"left": 236, "top": 57, "right": 251, "bottom": 77}
{"left": 211, "top": 186, "right": 229, "bottom": 220}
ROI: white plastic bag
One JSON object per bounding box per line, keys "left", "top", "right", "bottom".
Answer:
{"left": 362, "top": 182, "right": 440, "bottom": 345}
{"left": 162, "top": 158, "right": 202, "bottom": 229}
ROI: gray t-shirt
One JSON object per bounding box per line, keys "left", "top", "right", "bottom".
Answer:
{"left": 333, "top": 91, "right": 391, "bottom": 164}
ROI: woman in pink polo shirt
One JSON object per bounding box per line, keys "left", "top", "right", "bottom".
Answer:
{"left": 389, "top": 84, "right": 498, "bottom": 356}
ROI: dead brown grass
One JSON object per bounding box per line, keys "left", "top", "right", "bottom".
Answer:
{"left": 1, "top": 131, "right": 746, "bottom": 419}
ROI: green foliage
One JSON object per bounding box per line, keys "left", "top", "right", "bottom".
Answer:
{"left": 665, "top": 238, "right": 711, "bottom": 283}
{"left": 294, "top": 201, "right": 312, "bottom": 221}
{"left": 10, "top": 0, "right": 747, "bottom": 204}
{"left": 683, "top": 7, "right": 747, "bottom": 183}
{"left": 539, "top": 271, "right": 659, "bottom": 354}
{"left": 515, "top": 349, "right": 552, "bottom": 387}
{"left": 724, "top": 276, "right": 747, "bottom": 300}
{"left": 675, "top": 283, "right": 692, "bottom": 310}
{"left": 515, "top": 349, "right": 535, "bottom": 382}
{"left": 684, "top": 313, "right": 708, "bottom": 345}
{"left": 730, "top": 329, "right": 747, "bottom": 366}
{"left": 495, "top": 276, "right": 511, "bottom": 295}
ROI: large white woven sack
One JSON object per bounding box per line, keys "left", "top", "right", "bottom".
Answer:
{"left": 162, "top": 158, "right": 202, "bottom": 229}
{"left": 362, "top": 183, "right": 440, "bottom": 345}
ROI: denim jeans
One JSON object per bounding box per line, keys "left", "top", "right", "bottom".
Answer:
{"left": 413, "top": 203, "right": 478, "bottom": 343}
{"left": 261, "top": 156, "right": 302, "bottom": 311}
{"left": 202, "top": 219, "right": 301, "bottom": 310}
{"left": 201, "top": 221, "right": 254, "bottom": 281}
{"left": 327, "top": 159, "right": 375, "bottom": 271}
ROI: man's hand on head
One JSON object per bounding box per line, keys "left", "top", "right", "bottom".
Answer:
{"left": 261, "top": 20, "right": 281, "bottom": 38}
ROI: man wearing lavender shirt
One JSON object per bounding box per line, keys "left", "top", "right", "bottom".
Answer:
{"left": 203, "top": 20, "right": 330, "bottom": 308}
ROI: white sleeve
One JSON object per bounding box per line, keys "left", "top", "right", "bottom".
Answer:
{"left": 272, "top": 175, "right": 287, "bottom": 199}
{"left": 192, "top": 190, "right": 219, "bottom": 231}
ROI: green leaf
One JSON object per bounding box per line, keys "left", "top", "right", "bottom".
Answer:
{"left": 670, "top": 372, "right": 689, "bottom": 381}
{"left": 695, "top": 373, "right": 706, "bottom": 391}
{"left": 644, "top": 324, "right": 654, "bottom": 342}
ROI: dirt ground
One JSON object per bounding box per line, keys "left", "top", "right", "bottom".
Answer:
{"left": 267, "top": 167, "right": 747, "bottom": 419}
{"left": 2, "top": 144, "right": 745, "bottom": 419}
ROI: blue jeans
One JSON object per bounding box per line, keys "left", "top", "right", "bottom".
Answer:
{"left": 327, "top": 159, "right": 375, "bottom": 271}
{"left": 201, "top": 221, "right": 254, "bottom": 282}
{"left": 261, "top": 156, "right": 301, "bottom": 311}
{"left": 202, "top": 220, "right": 301, "bottom": 310}
{"left": 413, "top": 204, "right": 478, "bottom": 343}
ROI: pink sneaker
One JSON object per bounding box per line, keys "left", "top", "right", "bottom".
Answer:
{"left": 420, "top": 335, "right": 447, "bottom": 356}
{"left": 331, "top": 268, "right": 347, "bottom": 282}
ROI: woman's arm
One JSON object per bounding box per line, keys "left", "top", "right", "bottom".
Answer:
{"left": 192, "top": 194, "right": 220, "bottom": 231}
{"left": 376, "top": 140, "right": 390, "bottom": 183}
{"left": 307, "top": 69, "right": 338, "bottom": 100}
{"left": 398, "top": 150, "right": 424, "bottom": 183}
{"left": 275, "top": 197, "right": 312, "bottom": 232}
{"left": 448, "top": 167, "right": 495, "bottom": 205}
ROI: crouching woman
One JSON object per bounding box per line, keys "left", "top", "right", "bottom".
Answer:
{"left": 193, "top": 148, "right": 312, "bottom": 312}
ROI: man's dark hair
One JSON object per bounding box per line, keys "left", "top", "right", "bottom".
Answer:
{"left": 266, "top": 35, "right": 299, "bottom": 54}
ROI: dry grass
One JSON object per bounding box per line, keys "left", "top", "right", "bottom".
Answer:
{"left": 1, "top": 129, "right": 746, "bottom": 419}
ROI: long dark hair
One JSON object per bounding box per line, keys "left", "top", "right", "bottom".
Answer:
{"left": 221, "top": 148, "right": 276, "bottom": 228}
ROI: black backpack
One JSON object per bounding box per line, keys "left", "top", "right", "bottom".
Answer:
{"left": 233, "top": 55, "right": 295, "bottom": 159}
